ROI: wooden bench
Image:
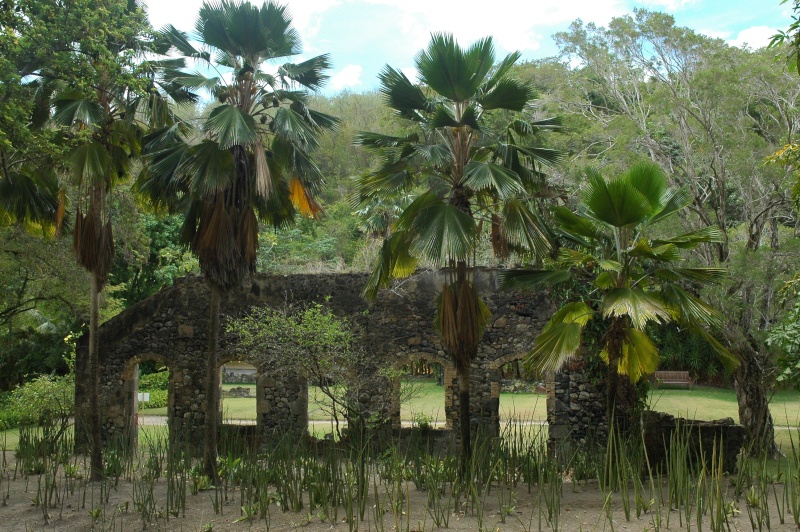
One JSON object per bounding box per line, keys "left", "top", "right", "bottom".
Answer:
{"left": 653, "top": 370, "right": 693, "bottom": 389}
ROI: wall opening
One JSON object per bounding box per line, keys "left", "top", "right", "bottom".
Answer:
{"left": 308, "top": 375, "right": 344, "bottom": 440}
{"left": 121, "top": 355, "right": 172, "bottom": 452}
{"left": 219, "top": 361, "right": 258, "bottom": 426}
{"left": 495, "top": 358, "right": 546, "bottom": 424}
{"left": 396, "top": 357, "right": 449, "bottom": 430}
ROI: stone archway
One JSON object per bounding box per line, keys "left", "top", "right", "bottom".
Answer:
{"left": 76, "top": 270, "right": 556, "bottom": 454}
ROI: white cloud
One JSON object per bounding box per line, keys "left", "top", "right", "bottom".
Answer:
{"left": 143, "top": 0, "right": 340, "bottom": 46}
{"left": 360, "top": 0, "right": 627, "bottom": 56}
{"left": 635, "top": 0, "right": 696, "bottom": 10}
{"left": 728, "top": 25, "right": 777, "bottom": 50}
{"left": 400, "top": 68, "right": 419, "bottom": 84}
{"left": 330, "top": 65, "right": 364, "bottom": 90}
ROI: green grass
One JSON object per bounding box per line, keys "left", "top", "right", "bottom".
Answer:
{"left": 140, "top": 380, "right": 549, "bottom": 424}
{"left": 648, "top": 386, "right": 800, "bottom": 426}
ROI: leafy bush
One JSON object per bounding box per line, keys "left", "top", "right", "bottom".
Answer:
{"left": 141, "top": 389, "right": 168, "bottom": 409}
{"left": 0, "top": 374, "right": 74, "bottom": 430}
{"left": 139, "top": 370, "right": 169, "bottom": 390}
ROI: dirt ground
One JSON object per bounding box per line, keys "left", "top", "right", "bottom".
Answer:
{"left": 2, "top": 468, "right": 798, "bottom": 532}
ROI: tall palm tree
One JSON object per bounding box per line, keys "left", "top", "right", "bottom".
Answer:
{"left": 47, "top": 1, "right": 188, "bottom": 480}
{"left": 504, "top": 163, "right": 739, "bottom": 428}
{"left": 355, "top": 33, "right": 561, "bottom": 473}
{"left": 139, "top": 0, "right": 337, "bottom": 477}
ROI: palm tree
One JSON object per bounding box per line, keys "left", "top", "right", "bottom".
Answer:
{"left": 139, "top": 0, "right": 337, "bottom": 477}
{"left": 47, "top": 2, "right": 189, "bottom": 480}
{"left": 355, "top": 33, "right": 561, "bottom": 473}
{"left": 504, "top": 163, "right": 739, "bottom": 429}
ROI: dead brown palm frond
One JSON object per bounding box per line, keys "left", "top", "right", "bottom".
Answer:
{"left": 194, "top": 196, "right": 239, "bottom": 289}
{"left": 455, "top": 279, "right": 480, "bottom": 371}
{"left": 73, "top": 208, "right": 84, "bottom": 258}
{"left": 439, "top": 282, "right": 458, "bottom": 354}
{"left": 491, "top": 213, "right": 508, "bottom": 260}
{"left": 254, "top": 141, "right": 272, "bottom": 199}
{"left": 95, "top": 220, "right": 114, "bottom": 288}
{"left": 237, "top": 206, "right": 259, "bottom": 268}
{"left": 55, "top": 190, "right": 66, "bottom": 237}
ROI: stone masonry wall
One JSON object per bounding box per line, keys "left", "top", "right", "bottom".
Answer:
{"left": 75, "top": 269, "right": 555, "bottom": 452}
{"left": 548, "top": 357, "right": 608, "bottom": 456}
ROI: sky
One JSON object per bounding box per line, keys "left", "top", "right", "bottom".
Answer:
{"left": 142, "top": 0, "right": 793, "bottom": 93}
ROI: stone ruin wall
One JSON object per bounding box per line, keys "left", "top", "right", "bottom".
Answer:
{"left": 75, "top": 269, "right": 605, "bottom": 452}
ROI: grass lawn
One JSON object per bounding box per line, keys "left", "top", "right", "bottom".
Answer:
{"left": 648, "top": 386, "right": 800, "bottom": 427}
{"left": 131, "top": 381, "right": 800, "bottom": 445}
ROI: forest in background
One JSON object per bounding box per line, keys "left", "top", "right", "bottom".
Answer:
{"left": 1, "top": 4, "right": 799, "bottom": 407}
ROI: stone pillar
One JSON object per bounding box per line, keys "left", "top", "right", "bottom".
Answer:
{"left": 547, "top": 359, "right": 608, "bottom": 457}
{"left": 259, "top": 372, "right": 308, "bottom": 444}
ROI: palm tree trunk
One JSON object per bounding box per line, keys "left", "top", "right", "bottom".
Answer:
{"left": 88, "top": 271, "right": 104, "bottom": 481}
{"left": 458, "top": 365, "right": 471, "bottom": 477}
{"left": 203, "top": 284, "right": 221, "bottom": 479}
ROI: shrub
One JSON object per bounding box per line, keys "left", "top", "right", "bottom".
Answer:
{"left": 0, "top": 374, "right": 74, "bottom": 430}
{"left": 141, "top": 389, "right": 168, "bottom": 409}
{"left": 139, "top": 370, "right": 169, "bottom": 391}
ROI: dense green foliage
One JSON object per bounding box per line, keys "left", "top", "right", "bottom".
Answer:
{"left": 1, "top": 1, "right": 800, "bottom": 458}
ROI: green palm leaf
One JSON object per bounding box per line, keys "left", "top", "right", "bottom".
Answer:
{"left": 524, "top": 302, "right": 594, "bottom": 373}
{"left": 584, "top": 167, "right": 652, "bottom": 227}
{"left": 500, "top": 269, "right": 571, "bottom": 289}
{"left": 172, "top": 72, "right": 221, "bottom": 91}
{"left": 356, "top": 164, "right": 414, "bottom": 201}
{"left": 695, "top": 328, "right": 739, "bottom": 371}
{"left": 602, "top": 288, "right": 670, "bottom": 330}
{"left": 396, "top": 192, "right": 476, "bottom": 265}
{"left": 654, "top": 267, "right": 727, "bottom": 284}
{"left": 657, "top": 284, "right": 725, "bottom": 329}
{"left": 204, "top": 104, "right": 258, "bottom": 149}
{"left": 272, "top": 107, "right": 318, "bottom": 147}
{"left": 183, "top": 140, "right": 236, "bottom": 195}
{"left": 417, "top": 33, "right": 494, "bottom": 102}
{"left": 362, "top": 230, "right": 417, "bottom": 300}
{"left": 462, "top": 162, "right": 523, "bottom": 199}
{"left": 479, "top": 78, "right": 533, "bottom": 111}
{"left": 626, "top": 162, "right": 667, "bottom": 211}
{"left": 498, "top": 199, "right": 553, "bottom": 256}
{"left": 653, "top": 226, "right": 725, "bottom": 248}
{"left": 279, "top": 55, "right": 331, "bottom": 90}
{"left": 379, "top": 66, "right": 429, "bottom": 118}
{"left": 553, "top": 206, "right": 604, "bottom": 241}
{"left": 52, "top": 98, "right": 104, "bottom": 127}
{"left": 69, "top": 141, "right": 113, "bottom": 183}
{"left": 511, "top": 145, "right": 565, "bottom": 166}
{"left": 611, "top": 328, "right": 660, "bottom": 383}
{"left": 414, "top": 144, "right": 453, "bottom": 167}
{"left": 481, "top": 51, "right": 522, "bottom": 92}
{"left": 648, "top": 185, "right": 693, "bottom": 225}
{"left": 159, "top": 24, "right": 205, "bottom": 59}
{"left": 628, "top": 240, "right": 681, "bottom": 262}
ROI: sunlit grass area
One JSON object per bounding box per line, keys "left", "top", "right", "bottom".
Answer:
{"left": 648, "top": 386, "right": 800, "bottom": 427}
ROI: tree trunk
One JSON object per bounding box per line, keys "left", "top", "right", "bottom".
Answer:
{"left": 733, "top": 335, "right": 779, "bottom": 457}
{"left": 88, "top": 271, "right": 104, "bottom": 481}
{"left": 458, "top": 365, "right": 471, "bottom": 477}
{"left": 203, "top": 284, "right": 221, "bottom": 479}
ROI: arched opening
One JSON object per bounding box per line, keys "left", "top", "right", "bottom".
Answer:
{"left": 121, "top": 354, "right": 172, "bottom": 452}
{"left": 392, "top": 354, "right": 454, "bottom": 430}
